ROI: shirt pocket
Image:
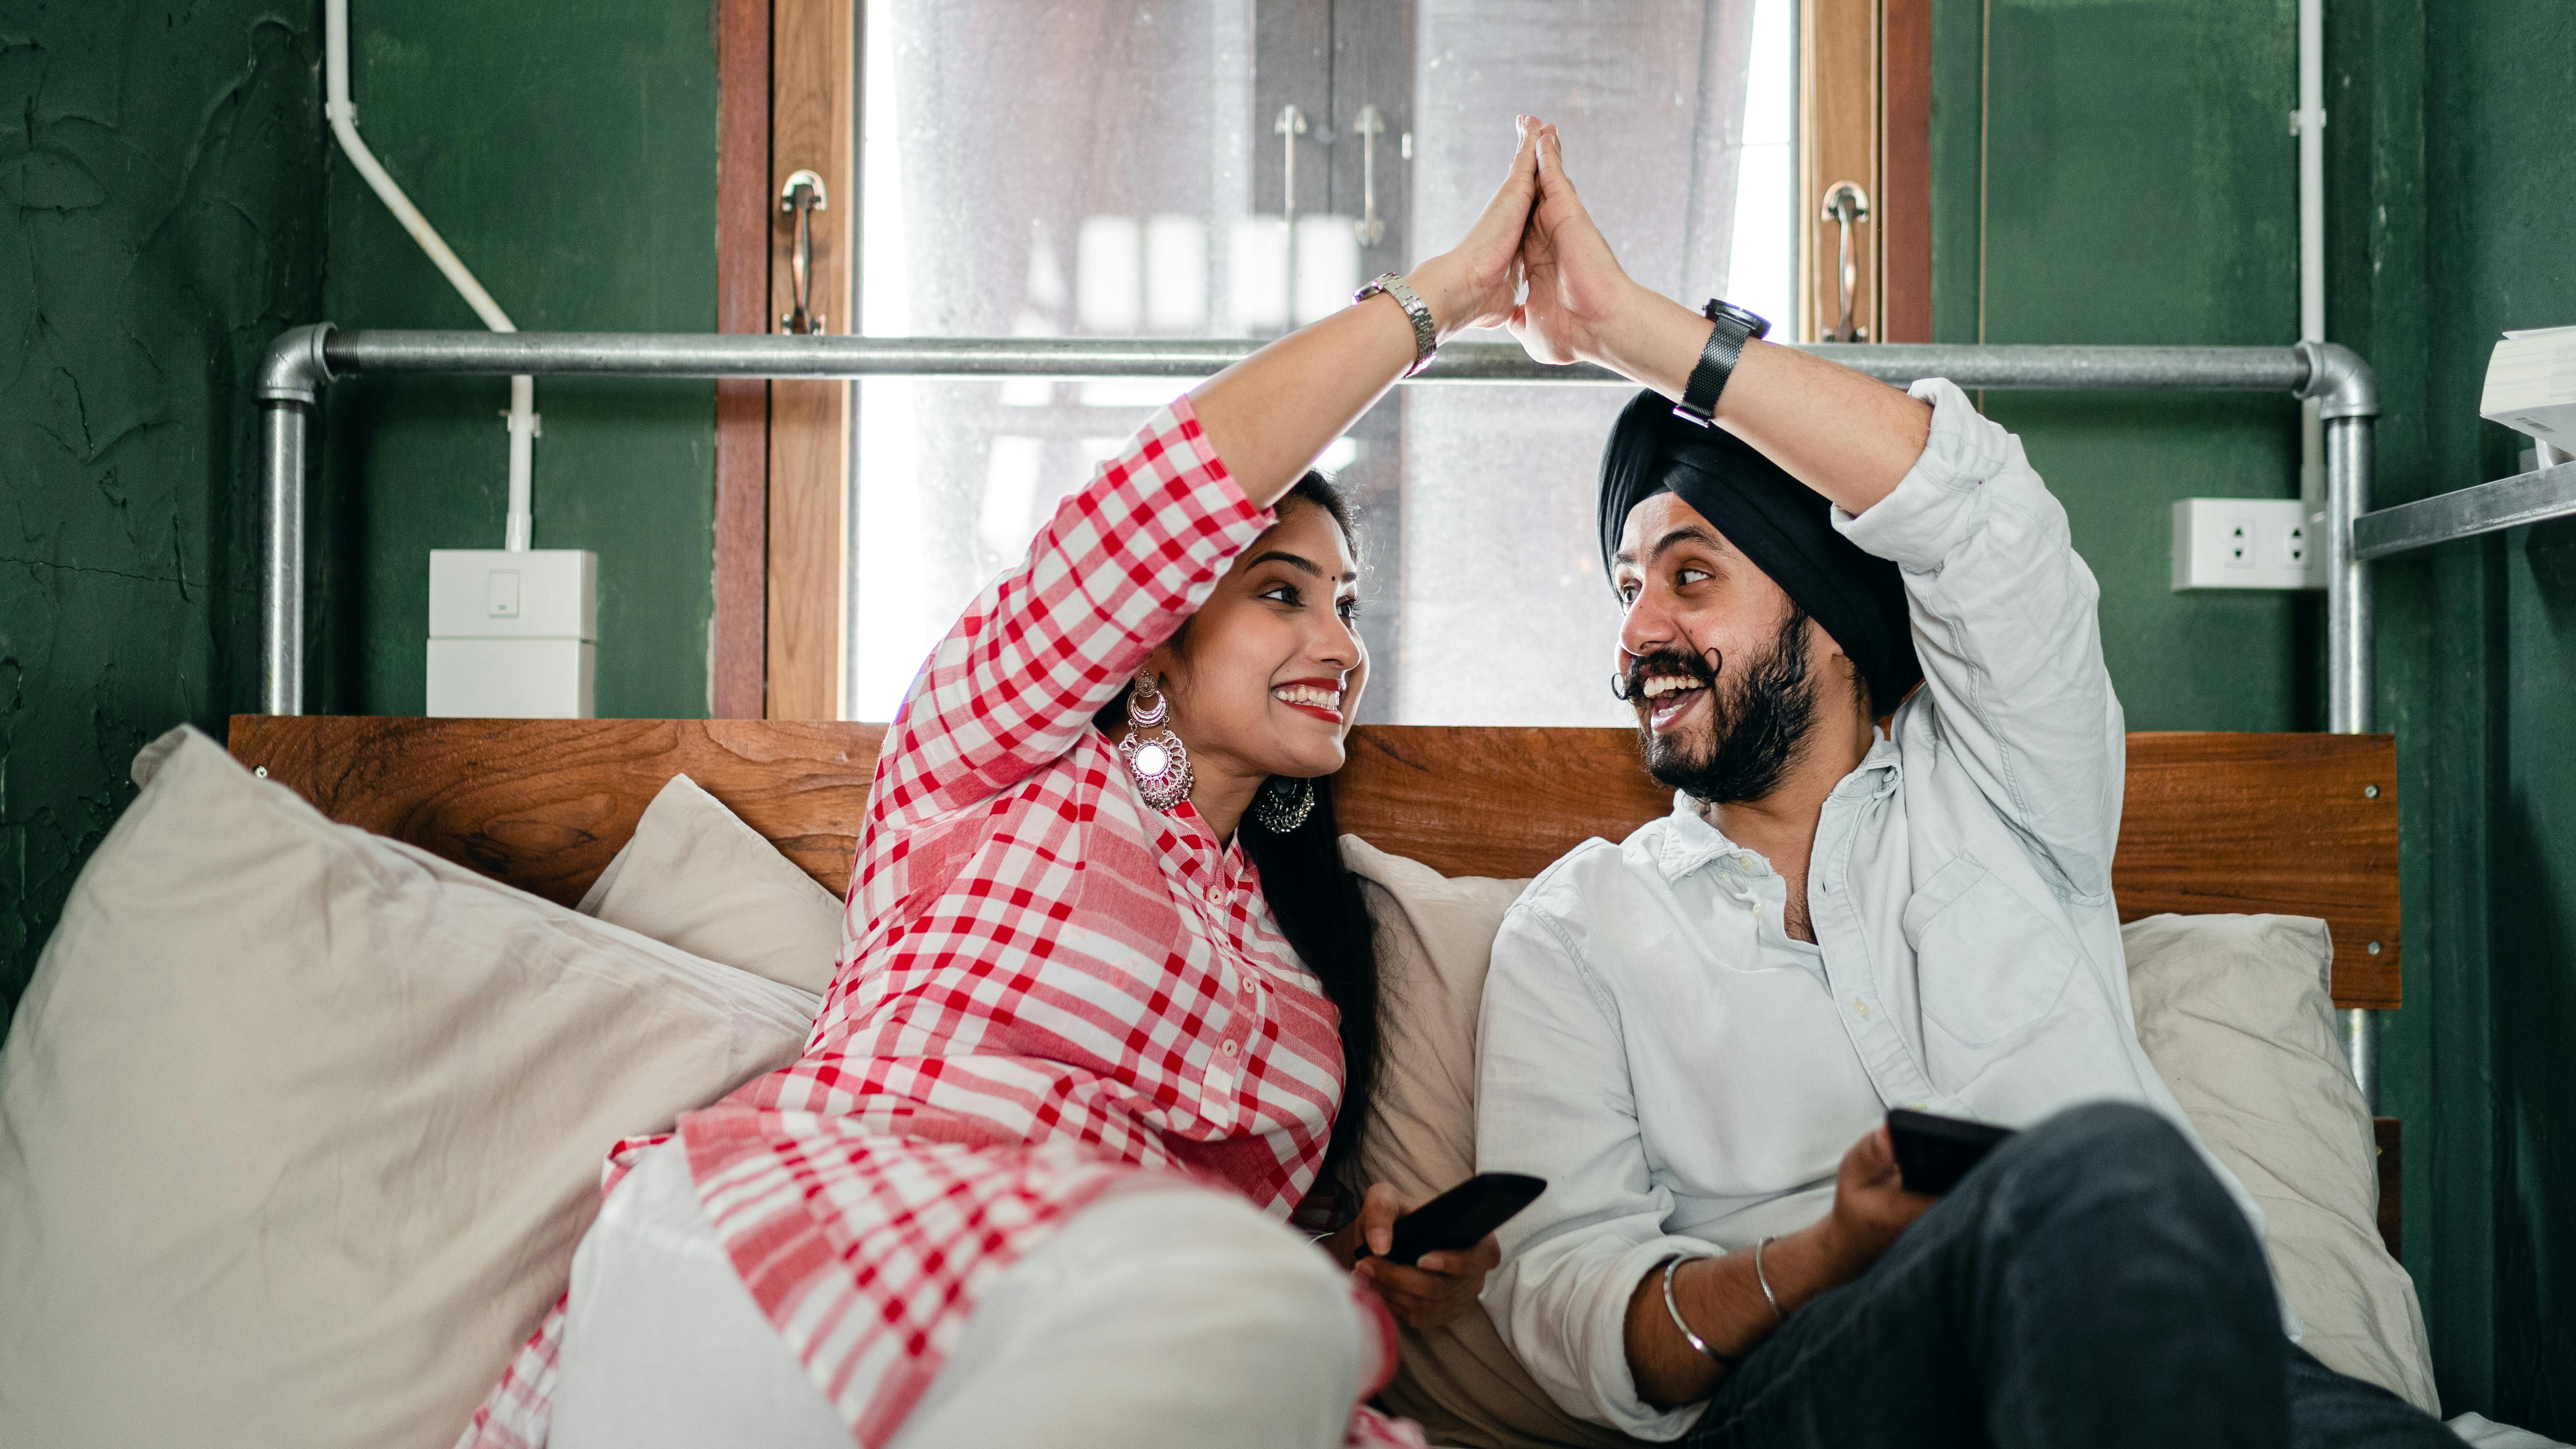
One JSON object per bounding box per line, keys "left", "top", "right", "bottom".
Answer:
{"left": 1899, "top": 853, "right": 2080, "bottom": 1047}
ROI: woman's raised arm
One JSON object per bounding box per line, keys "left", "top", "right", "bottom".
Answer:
{"left": 865, "top": 121, "right": 1545, "bottom": 828}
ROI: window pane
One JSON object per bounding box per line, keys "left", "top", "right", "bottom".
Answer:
{"left": 852, "top": 0, "right": 1795, "bottom": 725}
{"left": 1399, "top": 0, "right": 1791, "bottom": 725}
{"left": 853, "top": 0, "right": 1254, "bottom": 719}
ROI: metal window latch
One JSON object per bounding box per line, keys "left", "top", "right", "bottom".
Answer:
{"left": 1820, "top": 181, "right": 1870, "bottom": 343}
{"left": 1353, "top": 105, "right": 1387, "bottom": 245}
{"left": 780, "top": 168, "right": 829, "bottom": 335}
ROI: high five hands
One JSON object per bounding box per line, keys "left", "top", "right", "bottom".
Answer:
{"left": 1405, "top": 115, "right": 1633, "bottom": 358}
{"left": 1506, "top": 118, "right": 1636, "bottom": 367}
{"left": 1473, "top": 115, "right": 1933, "bottom": 512}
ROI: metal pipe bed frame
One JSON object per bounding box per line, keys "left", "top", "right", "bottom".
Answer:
{"left": 248, "top": 323, "right": 2576, "bottom": 1108}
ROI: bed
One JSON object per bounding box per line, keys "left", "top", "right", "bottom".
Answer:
{"left": 0, "top": 713, "right": 2422, "bottom": 1449}
{"left": 224, "top": 713, "right": 2404, "bottom": 1250}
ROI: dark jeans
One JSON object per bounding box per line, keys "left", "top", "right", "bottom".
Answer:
{"left": 1680, "top": 1103, "right": 2456, "bottom": 1449}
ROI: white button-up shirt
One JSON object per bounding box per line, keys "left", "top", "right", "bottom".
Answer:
{"left": 1474, "top": 379, "right": 2266, "bottom": 1440}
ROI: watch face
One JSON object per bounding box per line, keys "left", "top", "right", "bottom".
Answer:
{"left": 1703, "top": 299, "right": 1771, "bottom": 340}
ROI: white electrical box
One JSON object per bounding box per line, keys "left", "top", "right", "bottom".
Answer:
{"left": 427, "top": 549, "right": 598, "bottom": 717}
{"left": 2171, "top": 498, "right": 2325, "bottom": 592}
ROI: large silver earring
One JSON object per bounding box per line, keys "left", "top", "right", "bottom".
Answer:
{"left": 1250, "top": 775, "right": 1316, "bottom": 833}
{"left": 1118, "top": 671, "right": 1193, "bottom": 812}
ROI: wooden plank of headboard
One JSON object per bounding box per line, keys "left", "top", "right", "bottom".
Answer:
{"left": 1331, "top": 726, "right": 2398, "bottom": 1007}
{"left": 228, "top": 717, "right": 2397, "bottom": 1007}
{"left": 228, "top": 717, "right": 881, "bottom": 910}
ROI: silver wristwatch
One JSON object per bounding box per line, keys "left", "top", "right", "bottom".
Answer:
{"left": 1354, "top": 272, "right": 1438, "bottom": 377}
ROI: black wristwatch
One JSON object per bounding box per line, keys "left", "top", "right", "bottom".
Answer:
{"left": 1671, "top": 300, "right": 1771, "bottom": 428}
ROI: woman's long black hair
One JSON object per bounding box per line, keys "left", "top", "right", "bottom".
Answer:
{"left": 1094, "top": 472, "right": 1382, "bottom": 1177}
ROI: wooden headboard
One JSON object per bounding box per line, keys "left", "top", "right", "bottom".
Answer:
{"left": 228, "top": 717, "right": 2399, "bottom": 1010}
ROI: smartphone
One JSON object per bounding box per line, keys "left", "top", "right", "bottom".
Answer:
{"left": 1886, "top": 1108, "right": 2016, "bottom": 1196}
{"left": 1372, "top": 1172, "right": 1548, "bottom": 1267}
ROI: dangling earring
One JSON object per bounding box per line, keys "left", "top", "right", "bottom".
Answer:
{"left": 1250, "top": 775, "right": 1316, "bottom": 833}
{"left": 1118, "top": 670, "right": 1194, "bottom": 812}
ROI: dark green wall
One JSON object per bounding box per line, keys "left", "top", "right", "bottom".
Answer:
{"left": 0, "top": 0, "right": 723, "bottom": 1027}
{"left": 315, "top": 0, "right": 719, "bottom": 718}
{"left": 2339, "top": 0, "right": 2576, "bottom": 1431}
{"left": 1931, "top": 0, "right": 2313, "bottom": 734}
{"left": 0, "top": 3, "right": 324, "bottom": 1019}
{"left": 1938, "top": 0, "right": 2576, "bottom": 1430}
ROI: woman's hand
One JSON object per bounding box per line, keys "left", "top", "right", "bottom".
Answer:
{"left": 1401, "top": 117, "right": 1543, "bottom": 339}
{"left": 1328, "top": 1182, "right": 1504, "bottom": 1330}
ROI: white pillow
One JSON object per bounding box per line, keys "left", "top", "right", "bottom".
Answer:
{"left": 578, "top": 773, "right": 847, "bottom": 995}
{"left": 1343, "top": 837, "right": 1638, "bottom": 1449}
{"left": 2123, "top": 912, "right": 2436, "bottom": 1411}
{"left": 1340, "top": 837, "right": 2438, "bottom": 1446}
{"left": 0, "top": 727, "right": 820, "bottom": 1449}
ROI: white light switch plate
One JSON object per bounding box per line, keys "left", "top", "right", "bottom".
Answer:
{"left": 2171, "top": 498, "right": 2325, "bottom": 591}
{"left": 428, "top": 549, "right": 597, "bottom": 639}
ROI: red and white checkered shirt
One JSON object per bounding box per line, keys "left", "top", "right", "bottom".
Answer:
{"left": 461, "top": 399, "right": 1418, "bottom": 1449}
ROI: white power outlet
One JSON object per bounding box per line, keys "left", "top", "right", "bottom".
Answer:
{"left": 427, "top": 549, "right": 599, "bottom": 717}
{"left": 2172, "top": 499, "right": 2324, "bottom": 591}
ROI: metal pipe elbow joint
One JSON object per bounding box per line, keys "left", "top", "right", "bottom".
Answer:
{"left": 257, "top": 323, "right": 337, "bottom": 405}
{"left": 2295, "top": 340, "right": 2378, "bottom": 421}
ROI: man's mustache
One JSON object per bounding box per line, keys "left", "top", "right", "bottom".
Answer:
{"left": 1612, "top": 647, "right": 1720, "bottom": 704}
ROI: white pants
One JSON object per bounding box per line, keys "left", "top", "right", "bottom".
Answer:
{"left": 550, "top": 1140, "right": 1368, "bottom": 1449}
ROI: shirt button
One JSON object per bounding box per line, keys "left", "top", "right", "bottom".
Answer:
{"left": 1206, "top": 884, "right": 1226, "bottom": 904}
{"left": 1851, "top": 998, "right": 1871, "bottom": 1019}
{"left": 1221, "top": 1039, "right": 1240, "bottom": 1058}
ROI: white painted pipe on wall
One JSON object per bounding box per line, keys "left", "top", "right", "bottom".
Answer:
{"left": 2296, "top": 0, "right": 2327, "bottom": 511}
{"left": 324, "top": 0, "right": 539, "bottom": 553}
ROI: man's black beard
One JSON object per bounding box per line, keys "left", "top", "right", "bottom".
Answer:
{"left": 1630, "top": 608, "right": 1817, "bottom": 806}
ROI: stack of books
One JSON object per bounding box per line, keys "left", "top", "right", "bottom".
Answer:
{"left": 2480, "top": 325, "right": 2576, "bottom": 458}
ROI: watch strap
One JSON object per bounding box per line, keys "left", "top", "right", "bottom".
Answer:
{"left": 1672, "top": 301, "right": 1766, "bottom": 428}
{"left": 1356, "top": 272, "right": 1439, "bottom": 377}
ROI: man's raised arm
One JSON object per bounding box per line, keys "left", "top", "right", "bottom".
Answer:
{"left": 1509, "top": 120, "right": 2124, "bottom": 899}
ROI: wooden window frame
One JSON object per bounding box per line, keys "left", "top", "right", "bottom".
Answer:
{"left": 1801, "top": 0, "right": 1931, "bottom": 344}
{"left": 714, "top": 0, "right": 853, "bottom": 721}
{"left": 712, "top": 0, "right": 770, "bottom": 718}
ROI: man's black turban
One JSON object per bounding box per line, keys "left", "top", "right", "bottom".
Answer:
{"left": 1595, "top": 388, "right": 1922, "bottom": 713}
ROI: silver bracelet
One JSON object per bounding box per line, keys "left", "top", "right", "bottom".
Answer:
{"left": 1353, "top": 272, "right": 1439, "bottom": 376}
{"left": 1658, "top": 1255, "right": 1741, "bottom": 1368}
{"left": 1753, "top": 1236, "right": 1786, "bottom": 1324}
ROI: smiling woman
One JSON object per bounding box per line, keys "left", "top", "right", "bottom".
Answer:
{"left": 469, "top": 123, "right": 1550, "bottom": 1449}
{"left": 1092, "top": 468, "right": 1383, "bottom": 1178}
{"left": 1131, "top": 474, "right": 1369, "bottom": 825}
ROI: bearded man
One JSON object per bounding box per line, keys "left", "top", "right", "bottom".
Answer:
{"left": 1470, "top": 120, "right": 2455, "bottom": 1449}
